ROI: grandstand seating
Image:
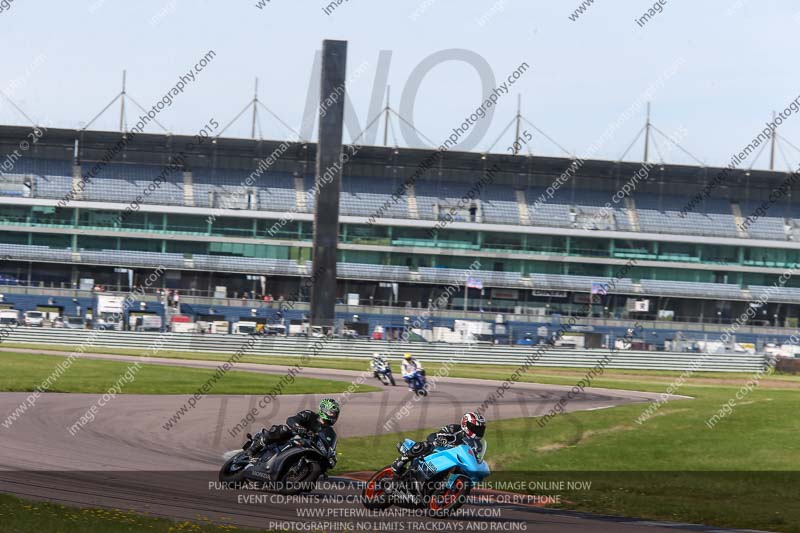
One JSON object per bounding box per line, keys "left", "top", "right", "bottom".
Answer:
{"left": 0, "top": 243, "right": 73, "bottom": 262}
{"left": 2, "top": 158, "right": 72, "bottom": 200}
{"left": 527, "top": 186, "right": 573, "bottom": 228}
{"left": 8, "top": 157, "right": 800, "bottom": 243}
{"left": 193, "top": 168, "right": 297, "bottom": 212}
{"left": 337, "top": 174, "right": 409, "bottom": 218}
{"left": 739, "top": 201, "right": 787, "bottom": 240}
{"left": 636, "top": 195, "right": 738, "bottom": 238}
{"left": 78, "top": 249, "right": 186, "bottom": 269}
{"left": 475, "top": 184, "right": 519, "bottom": 225}
{"left": 332, "top": 262, "right": 412, "bottom": 281}
{"left": 528, "top": 273, "right": 637, "bottom": 294}
{"left": 640, "top": 279, "right": 743, "bottom": 298}
{"left": 83, "top": 163, "right": 183, "bottom": 205}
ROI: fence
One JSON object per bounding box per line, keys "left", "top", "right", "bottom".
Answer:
{"left": 0, "top": 327, "right": 768, "bottom": 372}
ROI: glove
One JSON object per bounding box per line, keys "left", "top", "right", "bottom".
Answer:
{"left": 410, "top": 442, "right": 431, "bottom": 456}
{"left": 293, "top": 426, "right": 312, "bottom": 438}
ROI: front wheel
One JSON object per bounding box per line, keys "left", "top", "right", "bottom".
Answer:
{"left": 415, "top": 387, "right": 428, "bottom": 397}
{"left": 218, "top": 451, "right": 250, "bottom": 485}
{"left": 277, "top": 456, "right": 322, "bottom": 494}
{"left": 428, "top": 476, "right": 471, "bottom": 516}
{"left": 361, "top": 467, "right": 395, "bottom": 510}
{"left": 388, "top": 374, "right": 396, "bottom": 386}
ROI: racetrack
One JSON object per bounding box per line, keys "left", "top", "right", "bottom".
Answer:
{"left": 0, "top": 350, "right": 756, "bottom": 532}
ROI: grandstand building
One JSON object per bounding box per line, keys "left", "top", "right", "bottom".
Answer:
{"left": 1, "top": 124, "right": 799, "bottom": 345}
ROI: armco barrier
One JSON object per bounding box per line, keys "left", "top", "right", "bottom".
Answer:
{"left": 0, "top": 327, "right": 768, "bottom": 372}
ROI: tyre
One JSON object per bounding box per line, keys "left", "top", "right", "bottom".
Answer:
{"left": 428, "top": 476, "right": 471, "bottom": 517}
{"left": 415, "top": 388, "right": 427, "bottom": 397}
{"left": 277, "top": 456, "right": 322, "bottom": 495}
{"left": 218, "top": 451, "right": 250, "bottom": 486}
{"left": 361, "top": 467, "right": 395, "bottom": 510}
{"left": 389, "top": 374, "right": 396, "bottom": 386}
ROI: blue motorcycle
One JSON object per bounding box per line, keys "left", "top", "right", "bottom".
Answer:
{"left": 372, "top": 358, "right": 396, "bottom": 386}
{"left": 405, "top": 369, "right": 428, "bottom": 396}
{"left": 361, "top": 437, "right": 490, "bottom": 516}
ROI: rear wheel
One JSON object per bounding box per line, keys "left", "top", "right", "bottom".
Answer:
{"left": 428, "top": 476, "right": 471, "bottom": 516}
{"left": 361, "top": 467, "right": 395, "bottom": 510}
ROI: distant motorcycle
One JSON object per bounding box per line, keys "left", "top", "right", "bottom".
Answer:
{"left": 362, "top": 437, "right": 490, "bottom": 516}
{"left": 372, "top": 359, "right": 396, "bottom": 386}
{"left": 406, "top": 369, "right": 428, "bottom": 396}
{"left": 219, "top": 431, "right": 337, "bottom": 494}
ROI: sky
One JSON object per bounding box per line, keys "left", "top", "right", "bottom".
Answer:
{"left": 2, "top": 0, "right": 799, "bottom": 170}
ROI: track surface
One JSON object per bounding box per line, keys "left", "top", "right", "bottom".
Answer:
{"left": 0, "top": 350, "right": 758, "bottom": 532}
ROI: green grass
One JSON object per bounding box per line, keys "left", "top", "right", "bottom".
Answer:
{"left": 0, "top": 493, "right": 272, "bottom": 532}
{"left": 0, "top": 352, "right": 379, "bottom": 395}
{"left": 336, "top": 372, "right": 800, "bottom": 533}
{"left": 4, "top": 341, "right": 798, "bottom": 389}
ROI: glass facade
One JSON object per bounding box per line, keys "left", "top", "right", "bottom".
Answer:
{"left": 2, "top": 204, "right": 800, "bottom": 288}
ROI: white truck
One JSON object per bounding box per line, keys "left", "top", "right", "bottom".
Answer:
{"left": 0, "top": 309, "right": 21, "bottom": 327}
{"left": 94, "top": 294, "right": 125, "bottom": 330}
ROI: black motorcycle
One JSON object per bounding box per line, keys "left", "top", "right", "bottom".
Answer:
{"left": 219, "top": 431, "right": 337, "bottom": 494}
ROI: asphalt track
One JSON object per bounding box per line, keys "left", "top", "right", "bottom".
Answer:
{"left": 0, "top": 349, "right": 764, "bottom": 532}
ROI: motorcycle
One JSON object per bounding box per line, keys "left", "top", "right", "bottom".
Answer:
{"left": 406, "top": 369, "right": 427, "bottom": 396}
{"left": 372, "top": 359, "right": 396, "bottom": 386}
{"left": 361, "top": 437, "right": 490, "bottom": 516}
{"left": 219, "top": 430, "right": 337, "bottom": 494}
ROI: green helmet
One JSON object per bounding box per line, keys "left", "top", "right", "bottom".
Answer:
{"left": 318, "top": 398, "right": 340, "bottom": 425}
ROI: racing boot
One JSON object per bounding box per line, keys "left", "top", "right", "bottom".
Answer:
{"left": 245, "top": 429, "right": 268, "bottom": 469}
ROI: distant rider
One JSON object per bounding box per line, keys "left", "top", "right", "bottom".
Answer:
{"left": 371, "top": 353, "right": 388, "bottom": 376}
{"left": 246, "top": 398, "right": 340, "bottom": 463}
{"left": 391, "top": 412, "right": 486, "bottom": 474}
{"left": 401, "top": 353, "right": 424, "bottom": 391}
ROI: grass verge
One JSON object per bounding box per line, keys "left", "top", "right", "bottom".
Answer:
{"left": 0, "top": 352, "right": 379, "bottom": 395}
{"left": 0, "top": 493, "right": 272, "bottom": 532}
{"left": 2, "top": 341, "right": 798, "bottom": 390}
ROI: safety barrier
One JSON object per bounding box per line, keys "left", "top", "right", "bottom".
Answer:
{"left": 0, "top": 326, "right": 768, "bottom": 372}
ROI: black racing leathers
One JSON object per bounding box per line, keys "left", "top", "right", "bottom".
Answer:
{"left": 286, "top": 409, "right": 337, "bottom": 444}
{"left": 250, "top": 410, "right": 336, "bottom": 455}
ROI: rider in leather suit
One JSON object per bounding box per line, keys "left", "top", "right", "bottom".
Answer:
{"left": 391, "top": 412, "right": 486, "bottom": 474}
{"left": 247, "top": 398, "right": 340, "bottom": 462}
